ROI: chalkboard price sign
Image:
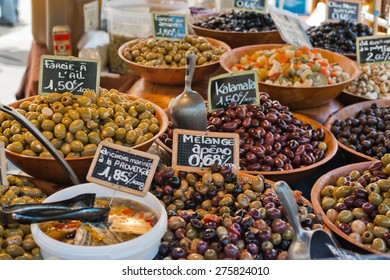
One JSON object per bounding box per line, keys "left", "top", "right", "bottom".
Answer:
{"left": 356, "top": 35, "right": 390, "bottom": 64}
{"left": 208, "top": 71, "right": 259, "bottom": 111}
{"left": 39, "top": 55, "right": 100, "bottom": 96}
{"left": 172, "top": 129, "right": 240, "bottom": 173}
{"left": 0, "top": 142, "right": 8, "bottom": 187}
{"left": 87, "top": 142, "right": 159, "bottom": 197}
{"left": 269, "top": 6, "right": 312, "bottom": 48}
{"left": 326, "top": 0, "right": 361, "bottom": 23}
{"left": 152, "top": 13, "right": 188, "bottom": 40}
{"left": 233, "top": 0, "right": 267, "bottom": 13}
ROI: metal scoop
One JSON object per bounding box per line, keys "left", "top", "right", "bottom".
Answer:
{"left": 274, "top": 181, "right": 337, "bottom": 260}
{"left": 169, "top": 51, "right": 207, "bottom": 131}
{"left": 0, "top": 103, "right": 80, "bottom": 185}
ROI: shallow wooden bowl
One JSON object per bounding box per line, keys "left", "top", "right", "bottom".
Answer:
{"left": 311, "top": 161, "right": 388, "bottom": 255}
{"left": 337, "top": 90, "right": 376, "bottom": 106}
{"left": 118, "top": 37, "right": 231, "bottom": 85}
{"left": 190, "top": 24, "right": 284, "bottom": 49}
{"left": 324, "top": 99, "right": 390, "bottom": 163}
{"left": 5, "top": 95, "right": 168, "bottom": 185}
{"left": 240, "top": 113, "right": 338, "bottom": 184}
{"left": 219, "top": 44, "right": 360, "bottom": 110}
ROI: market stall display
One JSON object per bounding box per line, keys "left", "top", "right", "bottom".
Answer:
{"left": 3, "top": 90, "right": 168, "bottom": 185}
{"left": 118, "top": 36, "right": 230, "bottom": 85}
{"left": 325, "top": 99, "right": 390, "bottom": 163}
{"left": 190, "top": 10, "right": 284, "bottom": 48}
{"left": 311, "top": 157, "right": 390, "bottom": 255}
{"left": 219, "top": 44, "right": 359, "bottom": 109}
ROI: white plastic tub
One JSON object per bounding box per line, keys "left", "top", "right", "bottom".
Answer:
{"left": 31, "top": 183, "right": 167, "bottom": 260}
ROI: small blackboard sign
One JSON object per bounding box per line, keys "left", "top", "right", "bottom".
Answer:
{"left": 326, "top": 0, "right": 361, "bottom": 23}
{"left": 0, "top": 142, "right": 8, "bottom": 187}
{"left": 172, "top": 129, "right": 240, "bottom": 173}
{"left": 87, "top": 142, "right": 159, "bottom": 197}
{"left": 39, "top": 55, "right": 100, "bottom": 96}
{"left": 152, "top": 13, "right": 188, "bottom": 40}
{"left": 269, "top": 6, "right": 313, "bottom": 48}
{"left": 356, "top": 35, "right": 390, "bottom": 64}
{"left": 208, "top": 71, "right": 259, "bottom": 111}
{"left": 232, "top": 0, "right": 267, "bottom": 13}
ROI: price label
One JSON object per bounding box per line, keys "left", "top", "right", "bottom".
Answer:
{"left": 208, "top": 71, "right": 259, "bottom": 111}
{"left": 232, "top": 0, "right": 267, "bottom": 13}
{"left": 172, "top": 129, "right": 239, "bottom": 173}
{"left": 325, "top": 0, "right": 362, "bottom": 23}
{"left": 356, "top": 35, "right": 390, "bottom": 64}
{"left": 87, "top": 142, "right": 159, "bottom": 197}
{"left": 39, "top": 55, "right": 100, "bottom": 96}
{"left": 152, "top": 13, "right": 188, "bottom": 40}
{"left": 0, "top": 142, "right": 8, "bottom": 187}
{"left": 269, "top": 6, "right": 312, "bottom": 48}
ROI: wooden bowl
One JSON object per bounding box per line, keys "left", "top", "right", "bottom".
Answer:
{"left": 324, "top": 99, "right": 390, "bottom": 163}
{"left": 311, "top": 161, "right": 389, "bottom": 255}
{"left": 190, "top": 24, "right": 284, "bottom": 49}
{"left": 5, "top": 95, "right": 169, "bottom": 186}
{"left": 240, "top": 113, "right": 338, "bottom": 184}
{"left": 118, "top": 37, "right": 231, "bottom": 85}
{"left": 219, "top": 44, "right": 360, "bottom": 110}
{"left": 337, "top": 90, "right": 376, "bottom": 107}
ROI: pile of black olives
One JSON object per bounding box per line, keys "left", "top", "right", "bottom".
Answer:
{"left": 193, "top": 10, "right": 276, "bottom": 32}
{"left": 151, "top": 164, "right": 324, "bottom": 260}
{"left": 306, "top": 21, "right": 372, "bottom": 54}
{"left": 320, "top": 154, "right": 390, "bottom": 253}
{"left": 330, "top": 103, "right": 390, "bottom": 159}
{"left": 0, "top": 175, "right": 46, "bottom": 260}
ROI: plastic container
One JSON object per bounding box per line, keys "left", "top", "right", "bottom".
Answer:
{"left": 31, "top": 183, "right": 167, "bottom": 260}
{"left": 106, "top": 0, "right": 189, "bottom": 74}
{"left": 46, "top": 0, "right": 101, "bottom": 56}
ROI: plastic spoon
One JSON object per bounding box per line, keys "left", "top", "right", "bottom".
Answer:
{"left": 170, "top": 51, "right": 207, "bottom": 131}
{"left": 274, "top": 181, "right": 336, "bottom": 260}
{"left": 0, "top": 103, "right": 80, "bottom": 185}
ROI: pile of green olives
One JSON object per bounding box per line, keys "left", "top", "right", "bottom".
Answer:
{"left": 0, "top": 89, "right": 161, "bottom": 158}
{"left": 320, "top": 154, "right": 390, "bottom": 253}
{"left": 151, "top": 164, "right": 324, "bottom": 260}
{"left": 0, "top": 175, "right": 46, "bottom": 260}
{"left": 122, "top": 35, "right": 227, "bottom": 68}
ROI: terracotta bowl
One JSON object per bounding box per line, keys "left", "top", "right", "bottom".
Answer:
{"left": 5, "top": 95, "right": 168, "bottom": 186}
{"left": 324, "top": 99, "right": 390, "bottom": 163}
{"left": 311, "top": 161, "right": 389, "bottom": 256}
{"left": 118, "top": 37, "right": 231, "bottom": 85}
{"left": 190, "top": 24, "right": 284, "bottom": 49}
{"left": 219, "top": 44, "right": 360, "bottom": 110}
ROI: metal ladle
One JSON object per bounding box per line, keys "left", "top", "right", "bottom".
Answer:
{"left": 169, "top": 51, "right": 207, "bottom": 131}
{"left": 0, "top": 103, "right": 80, "bottom": 185}
{"left": 274, "top": 181, "right": 337, "bottom": 260}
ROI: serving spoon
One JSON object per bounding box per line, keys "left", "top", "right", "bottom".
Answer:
{"left": 169, "top": 51, "right": 207, "bottom": 131}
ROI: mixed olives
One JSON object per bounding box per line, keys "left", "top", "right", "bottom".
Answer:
{"left": 1, "top": 89, "right": 161, "bottom": 158}
{"left": 151, "top": 164, "right": 324, "bottom": 260}
{"left": 121, "top": 35, "right": 227, "bottom": 68}
{"left": 306, "top": 21, "right": 372, "bottom": 54}
{"left": 160, "top": 93, "right": 329, "bottom": 172}
{"left": 319, "top": 154, "right": 390, "bottom": 253}
{"left": 330, "top": 103, "right": 390, "bottom": 159}
{"left": 193, "top": 10, "right": 276, "bottom": 32}
{"left": 0, "top": 175, "right": 45, "bottom": 260}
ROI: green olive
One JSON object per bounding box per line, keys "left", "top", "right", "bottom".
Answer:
{"left": 53, "top": 123, "right": 67, "bottom": 139}
{"left": 75, "top": 131, "right": 88, "bottom": 144}
{"left": 76, "top": 95, "right": 92, "bottom": 107}
{"left": 51, "top": 101, "right": 65, "bottom": 114}
{"left": 378, "top": 179, "right": 390, "bottom": 192}
{"left": 77, "top": 106, "right": 93, "bottom": 121}
{"left": 333, "top": 186, "right": 352, "bottom": 199}
{"left": 70, "top": 140, "right": 84, "bottom": 152}
{"left": 373, "top": 226, "right": 388, "bottom": 238}
{"left": 320, "top": 185, "right": 334, "bottom": 197}
{"left": 67, "top": 109, "right": 80, "bottom": 120}
{"left": 373, "top": 214, "right": 390, "bottom": 227}
{"left": 366, "top": 183, "right": 381, "bottom": 194}
{"left": 60, "top": 143, "right": 71, "bottom": 155}
{"left": 369, "top": 192, "right": 383, "bottom": 206}
{"left": 321, "top": 196, "right": 336, "bottom": 211}
{"left": 81, "top": 144, "right": 97, "bottom": 156}
{"left": 50, "top": 138, "right": 63, "bottom": 149}
{"left": 87, "top": 131, "right": 101, "bottom": 145}
{"left": 68, "top": 119, "right": 85, "bottom": 133}
{"left": 381, "top": 154, "right": 390, "bottom": 166}
{"left": 61, "top": 95, "right": 73, "bottom": 106}
{"left": 371, "top": 238, "right": 387, "bottom": 252}
{"left": 6, "top": 142, "right": 23, "bottom": 154}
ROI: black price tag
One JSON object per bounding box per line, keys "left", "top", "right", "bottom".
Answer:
{"left": 269, "top": 6, "right": 312, "bottom": 48}
{"left": 152, "top": 13, "right": 188, "bottom": 40}
{"left": 39, "top": 55, "right": 100, "bottom": 96}
{"left": 87, "top": 142, "right": 159, "bottom": 197}
{"left": 356, "top": 35, "right": 390, "bottom": 64}
{"left": 172, "top": 129, "right": 240, "bottom": 173}
{"left": 208, "top": 71, "right": 259, "bottom": 111}
{"left": 326, "top": 0, "right": 362, "bottom": 23}
{"left": 232, "top": 0, "right": 267, "bottom": 13}
{"left": 0, "top": 142, "right": 8, "bottom": 187}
